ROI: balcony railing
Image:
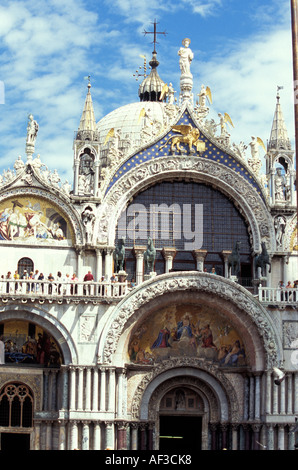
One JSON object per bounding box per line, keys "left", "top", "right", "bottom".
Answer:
{"left": 0, "top": 279, "right": 129, "bottom": 301}
{"left": 258, "top": 287, "right": 298, "bottom": 305}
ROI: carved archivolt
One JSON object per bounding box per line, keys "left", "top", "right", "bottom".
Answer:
{"left": 103, "top": 156, "right": 275, "bottom": 252}
{"left": 99, "top": 272, "right": 281, "bottom": 368}
{"left": 131, "top": 357, "right": 240, "bottom": 423}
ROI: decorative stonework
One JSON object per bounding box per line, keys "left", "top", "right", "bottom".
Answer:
{"left": 0, "top": 369, "right": 43, "bottom": 411}
{"left": 130, "top": 357, "right": 240, "bottom": 422}
{"left": 99, "top": 272, "right": 280, "bottom": 368}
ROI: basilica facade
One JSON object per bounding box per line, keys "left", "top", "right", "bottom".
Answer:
{"left": 0, "top": 37, "right": 297, "bottom": 451}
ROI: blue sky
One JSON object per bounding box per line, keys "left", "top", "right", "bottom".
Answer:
{"left": 0, "top": 0, "right": 295, "bottom": 184}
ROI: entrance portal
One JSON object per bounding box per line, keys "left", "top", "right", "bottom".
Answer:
{"left": 1, "top": 432, "right": 30, "bottom": 450}
{"left": 159, "top": 416, "right": 202, "bottom": 451}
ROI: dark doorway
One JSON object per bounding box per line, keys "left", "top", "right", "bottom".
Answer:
{"left": 1, "top": 432, "right": 30, "bottom": 450}
{"left": 159, "top": 416, "right": 202, "bottom": 451}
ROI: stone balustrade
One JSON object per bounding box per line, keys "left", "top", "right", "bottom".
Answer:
{"left": 0, "top": 279, "right": 129, "bottom": 300}
{"left": 258, "top": 286, "right": 298, "bottom": 305}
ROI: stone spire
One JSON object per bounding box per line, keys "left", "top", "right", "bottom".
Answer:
{"left": 77, "top": 80, "right": 97, "bottom": 135}
{"left": 268, "top": 88, "right": 291, "bottom": 151}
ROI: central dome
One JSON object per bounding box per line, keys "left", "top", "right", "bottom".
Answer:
{"left": 96, "top": 101, "right": 171, "bottom": 152}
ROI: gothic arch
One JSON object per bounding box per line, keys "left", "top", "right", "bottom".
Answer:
{"left": 97, "top": 272, "right": 282, "bottom": 370}
{"left": 0, "top": 304, "right": 78, "bottom": 364}
{"left": 102, "top": 156, "right": 275, "bottom": 253}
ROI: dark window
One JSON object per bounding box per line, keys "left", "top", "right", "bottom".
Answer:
{"left": 17, "top": 258, "right": 34, "bottom": 276}
{"left": 116, "top": 182, "right": 252, "bottom": 281}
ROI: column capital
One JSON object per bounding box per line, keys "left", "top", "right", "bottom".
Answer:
{"left": 192, "top": 249, "right": 207, "bottom": 259}
{"left": 162, "top": 247, "right": 177, "bottom": 259}
{"left": 133, "top": 245, "right": 147, "bottom": 257}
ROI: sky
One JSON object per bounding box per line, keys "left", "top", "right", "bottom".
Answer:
{"left": 0, "top": 0, "right": 295, "bottom": 184}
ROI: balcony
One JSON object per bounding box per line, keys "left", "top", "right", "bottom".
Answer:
{"left": 258, "top": 287, "right": 298, "bottom": 306}
{"left": 0, "top": 279, "right": 297, "bottom": 307}
{"left": 0, "top": 279, "right": 129, "bottom": 303}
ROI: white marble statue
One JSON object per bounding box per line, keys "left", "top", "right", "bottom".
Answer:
{"left": 178, "top": 38, "right": 193, "bottom": 76}
{"left": 26, "top": 114, "right": 39, "bottom": 144}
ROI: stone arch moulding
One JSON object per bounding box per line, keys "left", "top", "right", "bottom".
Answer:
{"left": 0, "top": 304, "right": 78, "bottom": 365}
{"left": 102, "top": 156, "right": 276, "bottom": 253}
{"left": 0, "top": 187, "right": 84, "bottom": 246}
{"left": 132, "top": 361, "right": 239, "bottom": 423}
{"left": 98, "top": 272, "right": 282, "bottom": 369}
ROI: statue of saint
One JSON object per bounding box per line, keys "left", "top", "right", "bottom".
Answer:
{"left": 178, "top": 38, "right": 193, "bottom": 76}
{"left": 26, "top": 114, "right": 39, "bottom": 144}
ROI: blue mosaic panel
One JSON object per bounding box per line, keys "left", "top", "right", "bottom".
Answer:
{"left": 105, "top": 109, "right": 264, "bottom": 199}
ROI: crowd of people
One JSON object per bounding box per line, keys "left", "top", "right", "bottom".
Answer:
{"left": 0, "top": 269, "right": 135, "bottom": 296}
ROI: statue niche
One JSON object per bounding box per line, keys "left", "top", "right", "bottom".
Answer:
{"left": 78, "top": 149, "right": 95, "bottom": 195}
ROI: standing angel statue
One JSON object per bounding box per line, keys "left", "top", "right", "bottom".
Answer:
{"left": 178, "top": 38, "right": 194, "bottom": 76}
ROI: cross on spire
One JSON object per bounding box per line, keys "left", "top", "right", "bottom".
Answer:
{"left": 143, "top": 19, "right": 167, "bottom": 53}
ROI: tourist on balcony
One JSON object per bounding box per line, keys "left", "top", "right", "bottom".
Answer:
{"left": 6, "top": 271, "right": 12, "bottom": 294}
{"left": 57, "top": 271, "right": 62, "bottom": 295}
{"left": 13, "top": 270, "right": 19, "bottom": 292}
{"left": 48, "top": 273, "right": 55, "bottom": 294}
{"left": 71, "top": 273, "right": 78, "bottom": 294}
{"left": 84, "top": 270, "right": 94, "bottom": 295}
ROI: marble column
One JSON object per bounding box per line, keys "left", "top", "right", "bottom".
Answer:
{"left": 58, "top": 420, "right": 66, "bottom": 450}
{"left": 76, "top": 248, "right": 84, "bottom": 279}
{"left": 294, "top": 373, "right": 298, "bottom": 415}
{"left": 82, "top": 421, "right": 90, "bottom": 450}
{"left": 70, "top": 421, "right": 79, "bottom": 450}
{"left": 193, "top": 249, "right": 207, "bottom": 272}
{"left": 69, "top": 366, "right": 76, "bottom": 411}
{"left": 34, "top": 420, "right": 41, "bottom": 450}
{"left": 100, "top": 368, "right": 106, "bottom": 411}
{"left": 221, "top": 250, "right": 232, "bottom": 278}
{"left": 139, "top": 423, "right": 147, "bottom": 450}
{"left": 231, "top": 424, "right": 238, "bottom": 450}
{"left": 265, "top": 370, "right": 272, "bottom": 415}
{"left": 134, "top": 246, "right": 146, "bottom": 284}
{"left": 162, "top": 247, "right": 176, "bottom": 273}
{"left": 105, "top": 247, "right": 114, "bottom": 278}
{"left": 77, "top": 367, "right": 84, "bottom": 411}
{"left": 117, "top": 368, "right": 125, "bottom": 418}
{"left": 266, "top": 424, "right": 275, "bottom": 450}
{"left": 92, "top": 367, "right": 99, "bottom": 411}
{"left": 108, "top": 367, "right": 116, "bottom": 413}
{"left": 45, "top": 421, "right": 52, "bottom": 450}
{"left": 60, "top": 366, "right": 69, "bottom": 410}
{"left": 117, "top": 422, "right": 128, "bottom": 450}
{"left": 254, "top": 374, "right": 261, "bottom": 420}
{"left": 74, "top": 159, "right": 80, "bottom": 195}
{"left": 288, "top": 424, "right": 296, "bottom": 450}
{"left": 96, "top": 248, "right": 103, "bottom": 281}
{"left": 105, "top": 421, "right": 114, "bottom": 450}
{"left": 287, "top": 373, "right": 293, "bottom": 415}
{"left": 131, "top": 423, "right": 138, "bottom": 450}
{"left": 277, "top": 424, "right": 285, "bottom": 450}
{"left": 94, "top": 423, "right": 102, "bottom": 450}
{"left": 85, "top": 367, "right": 91, "bottom": 411}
